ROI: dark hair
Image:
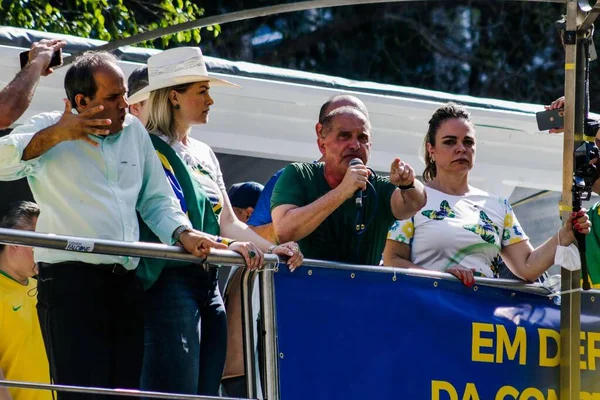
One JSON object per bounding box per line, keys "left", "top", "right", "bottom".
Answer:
{"left": 128, "top": 66, "right": 148, "bottom": 99}
{"left": 423, "top": 102, "right": 472, "bottom": 182}
{"left": 318, "top": 94, "right": 370, "bottom": 123}
{"left": 64, "top": 51, "right": 120, "bottom": 106}
{"left": 0, "top": 201, "right": 39, "bottom": 254}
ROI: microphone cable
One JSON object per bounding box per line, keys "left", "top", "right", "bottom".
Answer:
{"left": 353, "top": 168, "right": 379, "bottom": 260}
{"left": 354, "top": 176, "right": 379, "bottom": 235}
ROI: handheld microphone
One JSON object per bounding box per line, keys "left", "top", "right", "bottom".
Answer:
{"left": 349, "top": 158, "right": 364, "bottom": 208}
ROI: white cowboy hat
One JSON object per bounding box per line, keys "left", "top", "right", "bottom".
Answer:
{"left": 128, "top": 47, "right": 240, "bottom": 105}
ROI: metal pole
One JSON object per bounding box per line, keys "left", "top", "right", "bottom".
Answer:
{"left": 259, "top": 264, "right": 280, "bottom": 400}
{"left": 241, "top": 269, "right": 259, "bottom": 399}
{"left": 0, "top": 380, "right": 244, "bottom": 400}
{"left": 560, "top": 1, "right": 582, "bottom": 398}
{"left": 61, "top": 0, "right": 567, "bottom": 65}
{"left": 311, "top": 259, "right": 549, "bottom": 293}
{"left": 0, "top": 227, "right": 278, "bottom": 267}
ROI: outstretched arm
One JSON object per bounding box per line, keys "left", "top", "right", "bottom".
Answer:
{"left": 22, "top": 100, "right": 110, "bottom": 161}
{"left": 388, "top": 158, "right": 427, "bottom": 220}
{"left": 0, "top": 39, "right": 66, "bottom": 129}
{"left": 218, "top": 190, "right": 304, "bottom": 270}
{"left": 502, "top": 211, "right": 590, "bottom": 281}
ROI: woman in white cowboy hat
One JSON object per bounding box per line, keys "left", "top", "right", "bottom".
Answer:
{"left": 132, "top": 47, "right": 304, "bottom": 396}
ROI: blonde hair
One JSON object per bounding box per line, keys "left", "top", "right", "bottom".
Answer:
{"left": 145, "top": 83, "right": 194, "bottom": 143}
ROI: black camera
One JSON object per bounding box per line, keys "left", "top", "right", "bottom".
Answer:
{"left": 573, "top": 118, "right": 600, "bottom": 198}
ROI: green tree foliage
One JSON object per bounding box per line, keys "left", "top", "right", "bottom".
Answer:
{"left": 0, "top": 0, "right": 591, "bottom": 106}
{"left": 200, "top": 1, "right": 585, "bottom": 107}
{"left": 0, "top": 0, "right": 219, "bottom": 48}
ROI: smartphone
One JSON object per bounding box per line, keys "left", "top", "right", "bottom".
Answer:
{"left": 19, "top": 48, "right": 63, "bottom": 70}
{"left": 536, "top": 108, "right": 564, "bottom": 131}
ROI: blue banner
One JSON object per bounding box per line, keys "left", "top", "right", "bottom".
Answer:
{"left": 274, "top": 266, "right": 600, "bottom": 400}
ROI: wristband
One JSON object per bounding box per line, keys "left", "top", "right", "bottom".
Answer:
{"left": 267, "top": 245, "right": 276, "bottom": 254}
{"left": 216, "top": 236, "right": 237, "bottom": 246}
{"left": 397, "top": 183, "right": 415, "bottom": 191}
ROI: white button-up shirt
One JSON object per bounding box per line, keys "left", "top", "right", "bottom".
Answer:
{"left": 0, "top": 112, "right": 190, "bottom": 270}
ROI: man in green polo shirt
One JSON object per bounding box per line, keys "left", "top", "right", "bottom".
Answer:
{"left": 271, "top": 106, "right": 427, "bottom": 265}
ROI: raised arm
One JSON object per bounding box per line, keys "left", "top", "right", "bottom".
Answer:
{"left": 388, "top": 158, "right": 427, "bottom": 220}
{"left": 0, "top": 39, "right": 66, "bottom": 129}
{"left": 0, "top": 106, "right": 105, "bottom": 181}
{"left": 272, "top": 163, "right": 367, "bottom": 243}
{"left": 22, "top": 101, "right": 111, "bottom": 161}
{"left": 272, "top": 193, "right": 346, "bottom": 243}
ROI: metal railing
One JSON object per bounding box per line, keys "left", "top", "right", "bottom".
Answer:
{"left": 298, "top": 258, "right": 551, "bottom": 294}
{"left": 0, "top": 380, "right": 245, "bottom": 399}
{"left": 0, "top": 227, "right": 278, "bottom": 266}
{"left": 0, "top": 227, "right": 577, "bottom": 400}
{"left": 0, "top": 227, "right": 278, "bottom": 399}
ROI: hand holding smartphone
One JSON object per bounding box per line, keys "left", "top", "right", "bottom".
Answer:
{"left": 536, "top": 107, "right": 564, "bottom": 131}
{"left": 20, "top": 48, "right": 63, "bottom": 71}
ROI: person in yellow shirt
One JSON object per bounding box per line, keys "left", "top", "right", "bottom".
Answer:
{"left": 0, "top": 201, "right": 51, "bottom": 400}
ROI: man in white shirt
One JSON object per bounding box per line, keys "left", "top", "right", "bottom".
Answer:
{"left": 0, "top": 51, "right": 225, "bottom": 399}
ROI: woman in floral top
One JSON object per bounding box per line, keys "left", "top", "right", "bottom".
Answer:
{"left": 383, "top": 103, "right": 590, "bottom": 286}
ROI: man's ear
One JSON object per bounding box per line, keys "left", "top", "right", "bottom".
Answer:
{"left": 315, "top": 122, "right": 323, "bottom": 137}
{"left": 317, "top": 136, "right": 326, "bottom": 156}
{"left": 74, "top": 94, "right": 88, "bottom": 111}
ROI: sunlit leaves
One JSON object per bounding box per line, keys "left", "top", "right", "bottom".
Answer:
{"left": 0, "top": 0, "right": 221, "bottom": 49}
